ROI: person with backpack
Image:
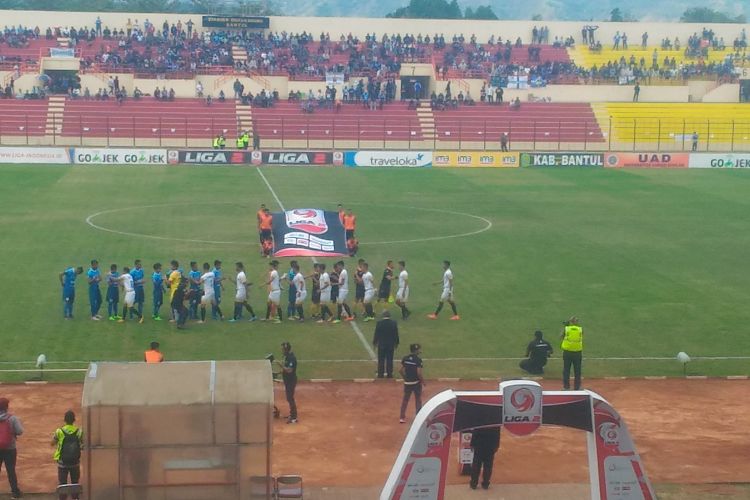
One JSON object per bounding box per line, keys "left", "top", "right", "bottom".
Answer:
{"left": 0, "top": 398, "right": 23, "bottom": 499}
{"left": 52, "top": 410, "right": 83, "bottom": 500}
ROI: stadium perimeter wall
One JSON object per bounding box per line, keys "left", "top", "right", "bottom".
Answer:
{"left": 0, "top": 10, "right": 747, "bottom": 45}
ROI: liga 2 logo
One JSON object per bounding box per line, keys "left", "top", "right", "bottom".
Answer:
{"left": 285, "top": 209, "right": 328, "bottom": 234}
{"left": 502, "top": 381, "right": 543, "bottom": 436}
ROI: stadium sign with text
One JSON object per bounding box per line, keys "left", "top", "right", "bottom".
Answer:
{"left": 0, "top": 147, "right": 70, "bottom": 164}
{"left": 344, "top": 151, "right": 432, "bottom": 167}
{"left": 521, "top": 153, "right": 604, "bottom": 167}
{"left": 689, "top": 153, "right": 750, "bottom": 168}
{"left": 433, "top": 151, "right": 519, "bottom": 168}
{"left": 201, "top": 15, "right": 269, "bottom": 29}
{"left": 605, "top": 152, "right": 689, "bottom": 168}
{"left": 73, "top": 148, "right": 167, "bottom": 165}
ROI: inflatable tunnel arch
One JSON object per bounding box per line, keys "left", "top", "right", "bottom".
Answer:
{"left": 381, "top": 380, "right": 655, "bottom": 500}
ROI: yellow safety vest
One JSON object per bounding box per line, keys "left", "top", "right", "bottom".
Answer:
{"left": 212, "top": 137, "right": 220, "bottom": 148}
{"left": 561, "top": 325, "right": 583, "bottom": 352}
{"left": 236, "top": 137, "right": 243, "bottom": 148}
{"left": 218, "top": 137, "right": 226, "bottom": 147}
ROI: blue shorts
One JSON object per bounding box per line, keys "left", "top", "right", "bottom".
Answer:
{"left": 135, "top": 287, "right": 145, "bottom": 303}
{"left": 106, "top": 288, "right": 119, "bottom": 303}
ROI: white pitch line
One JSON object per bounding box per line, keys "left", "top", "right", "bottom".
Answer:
{"left": 256, "top": 169, "right": 377, "bottom": 361}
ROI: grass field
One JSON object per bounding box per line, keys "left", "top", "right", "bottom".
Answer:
{"left": 1, "top": 164, "right": 750, "bottom": 381}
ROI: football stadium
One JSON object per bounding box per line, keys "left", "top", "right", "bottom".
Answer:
{"left": 0, "top": 3, "right": 749, "bottom": 499}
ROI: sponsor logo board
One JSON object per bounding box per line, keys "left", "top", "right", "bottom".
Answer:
{"left": 605, "top": 152, "right": 688, "bottom": 168}
{"left": 73, "top": 148, "right": 167, "bottom": 165}
{"left": 344, "top": 151, "right": 432, "bottom": 167}
{"left": 689, "top": 153, "right": 750, "bottom": 168}
{"left": 520, "top": 153, "right": 604, "bottom": 167}
{"left": 433, "top": 151, "right": 519, "bottom": 167}
{"left": 264, "top": 151, "right": 335, "bottom": 165}
{"left": 178, "top": 150, "right": 249, "bottom": 164}
{"left": 501, "top": 381, "right": 542, "bottom": 436}
{"left": 0, "top": 147, "right": 70, "bottom": 164}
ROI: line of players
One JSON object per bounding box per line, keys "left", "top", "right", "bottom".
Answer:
{"left": 61, "top": 257, "right": 459, "bottom": 323}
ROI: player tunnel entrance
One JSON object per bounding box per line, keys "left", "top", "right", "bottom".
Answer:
{"left": 381, "top": 381, "right": 655, "bottom": 500}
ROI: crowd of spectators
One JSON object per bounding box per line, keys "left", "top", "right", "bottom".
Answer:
{"left": 2, "top": 21, "right": 748, "bottom": 94}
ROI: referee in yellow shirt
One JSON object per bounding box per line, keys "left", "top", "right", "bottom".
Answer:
{"left": 167, "top": 260, "right": 181, "bottom": 322}
{"left": 560, "top": 316, "right": 584, "bottom": 390}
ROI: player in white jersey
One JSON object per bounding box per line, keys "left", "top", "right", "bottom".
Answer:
{"left": 291, "top": 262, "right": 307, "bottom": 321}
{"left": 334, "top": 261, "right": 353, "bottom": 323}
{"left": 317, "top": 263, "right": 333, "bottom": 323}
{"left": 428, "top": 260, "right": 459, "bottom": 320}
{"left": 264, "top": 260, "right": 282, "bottom": 323}
{"left": 396, "top": 260, "right": 411, "bottom": 320}
{"left": 361, "top": 262, "right": 376, "bottom": 321}
{"left": 199, "top": 262, "right": 223, "bottom": 322}
{"left": 229, "top": 262, "right": 257, "bottom": 322}
{"left": 117, "top": 266, "right": 143, "bottom": 323}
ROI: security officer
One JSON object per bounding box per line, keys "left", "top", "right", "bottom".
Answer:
{"left": 276, "top": 342, "right": 298, "bottom": 424}
{"left": 520, "top": 330, "right": 553, "bottom": 375}
{"left": 560, "top": 316, "right": 584, "bottom": 390}
{"left": 398, "top": 343, "right": 424, "bottom": 423}
{"left": 235, "top": 134, "right": 244, "bottom": 149}
{"left": 241, "top": 130, "right": 250, "bottom": 150}
{"left": 212, "top": 134, "right": 220, "bottom": 150}
{"left": 373, "top": 310, "right": 400, "bottom": 378}
{"left": 218, "top": 134, "right": 226, "bottom": 149}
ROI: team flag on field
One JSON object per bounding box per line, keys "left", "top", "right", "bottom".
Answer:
{"left": 271, "top": 209, "right": 348, "bottom": 258}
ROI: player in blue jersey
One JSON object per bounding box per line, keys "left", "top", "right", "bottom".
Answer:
{"left": 188, "top": 261, "right": 202, "bottom": 319}
{"left": 286, "top": 260, "right": 298, "bottom": 320}
{"left": 59, "top": 266, "right": 83, "bottom": 319}
{"left": 106, "top": 264, "right": 120, "bottom": 320}
{"left": 152, "top": 263, "right": 166, "bottom": 321}
{"left": 87, "top": 259, "right": 103, "bottom": 321}
{"left": 211, "top": 260, "right": 225, "bottom": 320}
{"left": 129, "top": 259, "right": 145, "bottom": 319}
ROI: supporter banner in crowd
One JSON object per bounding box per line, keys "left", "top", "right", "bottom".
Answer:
{"left": 689, "top": 153, "right": 750, "bottom": 168}
{"left": 344, "top": 151, "right": 432, "bottom": 167}
{"left": 0, "top": 147, "right": 70, "bottom": 164}
{"left": 605, "top": 152, "right": 689, "bottom": 168}
{"left": 433, "top": 151, "right": 519, "bottom": 168}
{"left": 520, "top": 152, "right": 604, "bottom": 167}
{"left": 271, "top": 209, "right": 348, "bottom": 258}
{"left": 173, "top": 150, "right": 250, "bottom": 164}
{"left": 250, "top": 151, "right": 343, "bottom": 166}
{"left": 73, "top": 148, "right": 167, "bottom": 165}
{"left": 49, "top": 48, "right": 75, "bottom": 57}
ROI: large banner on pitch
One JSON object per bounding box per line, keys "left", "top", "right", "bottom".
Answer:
{"left": 271, "top": 209, "right": 348, "bottom": 258}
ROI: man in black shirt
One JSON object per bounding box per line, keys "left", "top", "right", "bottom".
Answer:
{"left": 373, "top": 311, "right": 400, "bottom": 378}
{"left": 354, "top": 258, "right": 365, "bottom": 317}
{"left": 469, "top": 427, "right": 500, "bottom": 490}
{"left": 171, "top": 278, "right": 190, "bottom": 330}
{"left": 276, "top": 342, "right": 298, "bottom": 424}
{"left": 399, "top": 343, "right": 424, "bottom": 423}
{"left": 519, "top": 330, "right": 553, "bottom": 375}
{"left": 377, "top": 260, "right": 394, "bottom": 306}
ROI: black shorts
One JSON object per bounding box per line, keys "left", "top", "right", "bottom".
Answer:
{"left": 261, "top": 229, "right": 272, "bottom": 241}
{"left": 331, "top": 286, "right": 339, "bottom": 303}
{"left": 312, "top": 290, "right": 321, "bottom": 304}
{"left": 355, "top": 286, "right": 365, "bottom": 301}
{"left": 378, "top": 285, "right": 391, "bottom": 300}
{"left": 346, "top": 229, "right": 355, "bottom": 240}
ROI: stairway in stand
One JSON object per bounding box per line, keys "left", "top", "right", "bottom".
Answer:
{"left": 417, "top": 101, "right": 436, "bottom": 143}
{"left": 232, "top": 44, "right": 248, "bottom": 65}
{"left": 46, "top": 95, "right": 66, "bottom": 138}
{"left": 236, "top": 101, "right": 253, "bottom": 135}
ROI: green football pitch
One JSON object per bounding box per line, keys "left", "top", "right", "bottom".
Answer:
{"left": 1, "top": 164, "right": 749, "bottom": 381}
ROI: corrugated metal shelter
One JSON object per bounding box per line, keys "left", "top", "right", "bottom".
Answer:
{"left": 82, "top": 361, "right": 274, "bottom": 500}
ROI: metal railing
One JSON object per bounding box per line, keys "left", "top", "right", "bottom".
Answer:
{"left": 1, "top": 110, "right": 750, "bottom": 152}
